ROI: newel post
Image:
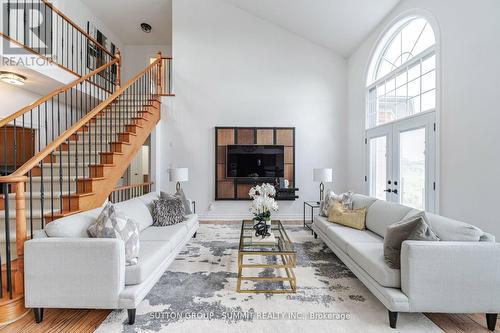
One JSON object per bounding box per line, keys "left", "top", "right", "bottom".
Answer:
{"left": 115, "top": 50, "right": 122, "bottom": 89}
{"left": 156, "top": 51, "right": 163, "bottom": 95}
{"left": 14, "top": 179, "right": 27, "bottom": 294}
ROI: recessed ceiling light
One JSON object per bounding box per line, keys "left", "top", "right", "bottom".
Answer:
{"left": 140, "top": 23, "right": 152, "bottom": 33}
{"left": 0, "top": 71, "right": 26, "bottom": 86}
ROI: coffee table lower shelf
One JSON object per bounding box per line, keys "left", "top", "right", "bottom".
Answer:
{"left": 236, "top": 252, "right": 297, "bottom": 294}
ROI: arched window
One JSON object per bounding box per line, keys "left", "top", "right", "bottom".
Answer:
{"left": 366, "top": 17, "right": 436, "bottom": 129}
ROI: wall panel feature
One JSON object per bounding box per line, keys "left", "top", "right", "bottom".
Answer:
{"left": 256, "top": 129, "right": 274, "bottom": 145}
{"left": 215, "top": 127, "right": 296, "bottom": 200}
{"left": 236, "top": 129, "right": 255, "bottom": 144}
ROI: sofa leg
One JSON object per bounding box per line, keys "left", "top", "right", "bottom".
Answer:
{"left": 388, "top": 310, "right": 398, "bottom": 329}
{"left": 486, "top": 313, "right": 497, "bottom": 331}
{"left": 127, "top": 309, "right": 136, "bottom": 325}
{"left": 193, "top": 232, "right": 197, "bottom": 238}
{"left": 34, "top": 308, "right": 44, "bottom": 323}
{"left": 313, "top": 232, "right": 318, "bottom": 239}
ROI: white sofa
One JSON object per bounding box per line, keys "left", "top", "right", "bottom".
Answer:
{"left": 312, "top": 194, "right": 500, "bottom": 330}
{"left": 24, "top": 192, "right": 199, "bottom": 325}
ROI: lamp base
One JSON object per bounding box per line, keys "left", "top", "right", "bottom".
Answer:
{"left": 319, "top": 182, "right": 324, "bottom": 202}
{"left": 176, "top": 182, "right": 181, "bottom": 192}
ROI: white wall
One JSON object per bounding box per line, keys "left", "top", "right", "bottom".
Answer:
{"left": 161, "top": 0, "right": 348, "bottom": 220}
{"left": 347, "top": 0, "right": 500, "bottom": 237}
{"left": 52, "top": 0, "right": 123, "bottom": 50}
{"left": 122, "top": 45, "right": 172, "bottom": 82}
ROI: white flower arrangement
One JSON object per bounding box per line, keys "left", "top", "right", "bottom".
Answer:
{"left": 249, "top": 183, "right": 278, "bottom": 221}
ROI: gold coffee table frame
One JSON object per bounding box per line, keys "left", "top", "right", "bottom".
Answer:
{"left": 236, "top": 220, "right": 297, "bottom": 293}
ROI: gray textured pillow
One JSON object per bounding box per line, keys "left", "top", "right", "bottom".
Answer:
{"left": 152, "top": 196, "right": 185, "bottom": 226}
{"left": 88, "top": 202, "right": 140, "bottom": 265}
{"left": 175, "top": 188, "right": 192, "bottom": 215}
{"left": 384, "top": 212, "right": 439, "bottom": 269}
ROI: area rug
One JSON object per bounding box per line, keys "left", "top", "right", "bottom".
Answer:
{"left": 96, "top": 224, "right": 442, "bottom": 333}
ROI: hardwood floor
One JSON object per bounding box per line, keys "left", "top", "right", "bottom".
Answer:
{"left": 0, "top": 221, "right": 497, "bottom": 332}
{"left": 1, "top": 309, "right": 497, "bottom": 333}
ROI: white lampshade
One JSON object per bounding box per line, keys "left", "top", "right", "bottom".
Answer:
{"left": 313, "top": 168, "right": 332, "bottom": 182}
{"left": 169, "top": 168, "right": 189, "bottom": 182}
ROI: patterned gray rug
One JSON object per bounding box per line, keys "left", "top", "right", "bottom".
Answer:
{"left": 96, "top": 224, "right": 441, "bottom": 333}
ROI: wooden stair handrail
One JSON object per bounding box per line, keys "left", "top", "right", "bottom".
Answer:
{"left": 0, "top": 59, "right": 118, "bottom": 129}
{"left": 0, "top": 55, "right": 164, "bottom": 183}
{"left": 41, "top": 0, "right": 116, "bottom": 59}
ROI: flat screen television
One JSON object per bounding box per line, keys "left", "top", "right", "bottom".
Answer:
{"left": 226, "top": 145, "right": 284, "bottom": 179}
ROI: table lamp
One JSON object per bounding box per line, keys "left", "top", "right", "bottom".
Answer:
{"left": 313, "top": 168, "right": 332, "bottom": 202}
{"left": 169, "top": 168, "right": 189, "bottom": 191}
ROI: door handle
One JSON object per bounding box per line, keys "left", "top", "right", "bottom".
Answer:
{"left": 393, "top": 189, "right": 398, "bottom": 194}
{"left": 384, "top": 189, "right": 392, "bottom": 193}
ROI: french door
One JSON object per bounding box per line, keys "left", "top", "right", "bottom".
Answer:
{"left": 366, "top": 112, "right": 436, "bottom": 212}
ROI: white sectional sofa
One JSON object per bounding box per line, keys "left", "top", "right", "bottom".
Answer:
{"left": 24, "top": 192, "right": 199, "bottom": 325}
{"left": 312, "top": 194, "right": 500, "bottom": 330}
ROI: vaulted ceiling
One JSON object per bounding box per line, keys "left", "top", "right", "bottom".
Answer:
{"left": 80, "top": 0, "right": 399, "bottom": 56}
{"left": 225, "top": 0, "right": 400, "bottom": 56}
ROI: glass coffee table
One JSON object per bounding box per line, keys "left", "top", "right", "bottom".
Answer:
{"left": 237, "top": 220, "right": 297, "bottom": 293}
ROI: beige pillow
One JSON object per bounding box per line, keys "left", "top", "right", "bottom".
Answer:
{"left": 327, "top": 201, "right": 367, "bottom": 230}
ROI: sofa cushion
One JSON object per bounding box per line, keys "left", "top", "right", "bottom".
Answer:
{"left": 137, "top": 192, "right": 160, "bottom": 215}
{"left": 425, "top": 213, "right": 485, "bottom": 241}
{"left": 351, "top": 194, "right": 377, "bottom": 210}
{"left": 347, "top": 242, "right": 401, "bottom": 288}
{"left": 45, "top": 207, "right": 102, "bottom": 238}
{"left": 114, "top": 198, "right": 153, "bottom": 231}
{"left": 323, "top": 223, "right": 382, "bottom": 253}
{"left": 125, "top": 240, "right": 171, "bottom": 285}
{"left": 365, "top": 200, "right": 412, "bottom": 237}
{"left": 313, "top": 215, "right": 331, "bottom": 235}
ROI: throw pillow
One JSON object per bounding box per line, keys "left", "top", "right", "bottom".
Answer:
{"left": 152, "top": 196, "right": 185, "bottom": 226}
{"left": 384, "top": 212, "right": 439, "bottom": 269}
{"left": 320, "top": 190, "right": 341, "bottom": 216}
{"left": 327, "top": 201, "right": 367, "bottom": 230}
{"left": 87, "top": 202, "right": 140, "bottom": 265}
{"left": 175, "top": 188, "right": 193, "bottom": 215}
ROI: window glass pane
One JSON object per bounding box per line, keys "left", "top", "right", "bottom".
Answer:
{"left": 399, "top": 127, "right": 426, "bottom": 210}
{"left": 396, "top": 71, "right": 407, "bottom": 88}
{"left": 384, "top": 31, "right": 402, "bottom": 67}
{"left": 407, "top": 96, "right": 421, "bottom": 115}
{"left": 386, "top": 78, "right": 396, "bottom": 93}
{"left": 377, "top": 60, "right": 394, "bottom": 79}
{"left": 367, "top": 88, "right": 377, "bottom": 128}
{"left": 412, "top": 23, "right": 435, "bottom": 56}
{"left": 369, "top": 136, "right": 387, "bottom": 200}
{"left": 377, "top": 84, "right": 386, "bottom": 97}
{"left": 408, "top": 78, "right": 420, "bottom": 98}
{"left": 408, "top": 63, "right": 420, "bottom": 81}
{"left": 421, "top": 70, "right": 435, "bottom": 92}
{"left": 421, "top": 90, "right": 436, "bottom": 111}
{"left": 422, "top": 54, "right": 436, "bottom": 74}
{"left": 401, "top": 18, "right": 426, "bottom": 62}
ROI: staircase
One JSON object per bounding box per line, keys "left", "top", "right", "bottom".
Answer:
{"left": 0, "top": 1, "right": 174, "bottom": 323}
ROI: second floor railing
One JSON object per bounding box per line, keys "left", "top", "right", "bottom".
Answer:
{"left": 1, "top": 0, "right": 120, "bottom": 87}
{"left": 109, "top": 182, "right": 154, "bottom": 203}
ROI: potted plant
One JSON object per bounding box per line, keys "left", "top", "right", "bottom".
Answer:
{"left": 249, "top": 183, "right": 278, "bottom": 238}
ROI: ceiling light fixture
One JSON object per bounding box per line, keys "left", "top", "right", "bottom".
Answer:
{"left": 140, "top": 23, "right": 152, "bottom": 33}
{"left": 0, "top": 71, "right": 26, "bottom": 86}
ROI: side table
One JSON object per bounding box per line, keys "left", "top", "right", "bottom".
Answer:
{"left": 303, "top": 201, "right": 320, "bottom": 233}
